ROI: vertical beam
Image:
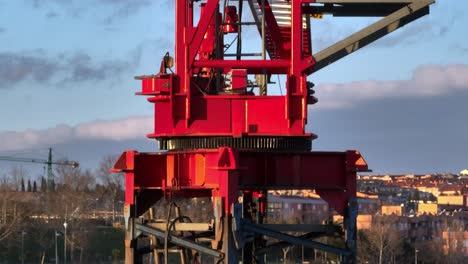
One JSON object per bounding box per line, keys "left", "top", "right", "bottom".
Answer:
{"left": 236, "top": 0, "right": 243, "bottom": 60}
{"left": 286, "top": 0, "right": 303, "bottom": 127}
{"left": 212, "top": 147, "right": 241, "bottom": 263}
{"left": 187, "top": 0, "right": 220, "bottom": 69}
{"left": 224, "top": 214, "right": 239, "bottom": 263}
{"left": 260, "top": 0, "right": 267, "bottom": 96}
{"left": 344, "top": 197, "right": 358, "bottom": 264}
{"left": 212, "top": 197, "right": 239, "bottom": 264}
{"left": 47, "top": 148, "right": 53, "bottom": 192}
{"left": 290, "top": 0, "right": 302, "bottom": 88}
{"left": 124, "top": 205, "right": 135, "bottom": 264}
{"left": 242, "top": 191, "right": 254, "bottom": 264}
{"left": 175, "top": 0, "right": 187, "bottom": 78}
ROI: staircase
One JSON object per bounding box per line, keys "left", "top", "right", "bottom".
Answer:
{"left": 249, "top": 0, "right": 311, "bottom": 59}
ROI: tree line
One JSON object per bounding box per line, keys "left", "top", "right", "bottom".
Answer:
{"left": 0, "top": 155, "right": 125, "bottom": 263}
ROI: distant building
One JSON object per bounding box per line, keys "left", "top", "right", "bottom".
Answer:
{"left": 333, "top": 214, "right": 373, "bottom": 230}
{"left": 357, "top": 193, "right": 380, "bottom": 215}
{"left": 356, "top": 215, "right": 373, "bottom": 229}
{"left": 461, "top": 169, "right": 468, "bottom": 176}
{"left": 267, "top": 194, "right": 329, "bottom": 224}
{"left": 382, "top": 205, "right": 403, "bottom": 216}
{"left": 438, "top": 195, "right": 466, "bottom": 207}
{"left": 439, "top": 184, "right": 464, "bottom": 196}
{"left": 416, "top": 184, "right": 440, "bottom": 197}
{"left": 417, "top": 203, "right": 438, "bottom": 215}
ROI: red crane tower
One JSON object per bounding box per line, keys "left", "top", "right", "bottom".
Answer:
{"left": 113, "top": 0, "right": 434, "bottom": 263}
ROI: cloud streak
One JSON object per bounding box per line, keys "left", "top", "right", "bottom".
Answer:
{"left": 30, "top": 0, "right": 156, "bottom": 22}
{"left": 373, "top": 10, "right": 457, "bottom": 48}
{"left": 315, "top": 64, "right": 468, "bottom": 109}
{"left": 0, "top": 49, "right": 139, "bottom": 88}
{"left": 0, "top": 116, "right": 153, "bottom": 152}
{"left": 101, "top": 0, "right": 152, "bottom": 24}
{"left": 313, "top": 2, "right": 460, "bottom": 51}
{"left": 454, "top": 45, "right": 468, "bottom": 55}
{"left": 0, "top": 50, "right": 59, "bottom": 84}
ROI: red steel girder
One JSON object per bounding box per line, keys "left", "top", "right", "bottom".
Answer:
{"left": 113, "top": 148, "right": 368, "bottom": 215}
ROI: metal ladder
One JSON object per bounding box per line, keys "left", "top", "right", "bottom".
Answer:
{"left": 248, "top": 0, "right": 311, "bottom": 59}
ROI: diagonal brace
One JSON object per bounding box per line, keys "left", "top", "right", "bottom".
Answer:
{"left": 254, "top": 231, "right": 327, "bottom": 256}
{"left": 242, "top": 222, "right": 351, "bottom": 256}
{"left": 306, "top": 0, "right": 435, "bottom": 75}
{"left": 135, "top": 223, "right": 224, "bottom": 259}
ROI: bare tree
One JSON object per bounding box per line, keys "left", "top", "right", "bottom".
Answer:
{"left": 10, "top": 166, "right": 28, "bottom": 191}
{"left": 96, "top": 155, "right": 124, "bottom": 225}
{"left": 0, "top": 167, "right": 31, "bottom": 242}
{"left": 55, "top": 160, "right": 95, "bottom": 192}
{"left": 51, "top": 163, "right": 98, "bottom": 262}
{"left": 358, "top": 215, "right": 404, "bottom": 264}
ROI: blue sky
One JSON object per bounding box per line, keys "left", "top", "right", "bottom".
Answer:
{"left": 0, "top": 0, "right": 467, "bottom": 177}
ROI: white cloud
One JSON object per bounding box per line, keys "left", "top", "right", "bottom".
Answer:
{"left": 2, "top": 64, "right": 467, "bottom": 150}
{"left": 315, "top": 64, "right": 468, "bottom": 109}
{"left": 0, "top": 116, "right": 152, "bottom": 151}
{"left": 75, "top": 116, "right": 152, "bottom": 141}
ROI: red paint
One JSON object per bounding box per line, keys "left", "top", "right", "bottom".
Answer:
{"left": 114, "top": 0, "right": 367, "bottom": 217}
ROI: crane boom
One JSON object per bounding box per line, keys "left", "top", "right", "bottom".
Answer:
{"left": 0, "top": 148, "right": 79, "bottom": 192}
{"left": 0, "top": 156, "right": 79, "bottom": 167}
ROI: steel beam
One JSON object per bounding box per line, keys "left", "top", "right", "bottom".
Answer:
{"left": 316, "top": 0, "right": 417, "bottom": 3}
{"left": 251, "top": 224, "right": 341, "bottom": 233}
{"left": 307, "top": 0, "right": 434, "bottom": 74}
{"left": 148, "top": 222, "right": 212, "bottom": 232}
{"left": 344, "top": 197, "right": 359, "bottom": 264}
{"left": 135, "top": 223, "right": 224, "bottom": 259}
{"left": 193, "top": 59, "right": 290, "bottom": 73}
{"left": 242, "top": 222, "right": 351, "bottom": 256}
{"left": 303, "top": 4, "right": 405, "bottom": 17}
{"left": 254, "top": 232, "right": 326, "bottom": 256}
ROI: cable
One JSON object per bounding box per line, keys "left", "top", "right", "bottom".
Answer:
{"left": 164, "top": 202, "right": 178, "bottom": 264}
{"left": 236, "top": 0, "right": 243, "bottom": 60}
{"left": 224, "top": 35, "right": 239, "bottom": 53}
{"left": 277, "top": 75, "right": 283, "bottom": 95}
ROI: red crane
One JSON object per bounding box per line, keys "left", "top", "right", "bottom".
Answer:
{"left": 113, "top": 1, "right": 434, "bottom": 263}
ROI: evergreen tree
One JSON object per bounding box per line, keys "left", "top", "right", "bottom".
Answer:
{"left": 50, "top": 179, "right": 55, "bottom": 192}
{"left": 40, "top": 177, "right": 47, "bottom": 192}
{"left": 21, "top": 178, "right": 25, "bottom": 192}
{"left": 33, "top": 181, "right": 37, "bottom": 192}
{"left": 27, "top": 179, "right": 32, "bottom": 192}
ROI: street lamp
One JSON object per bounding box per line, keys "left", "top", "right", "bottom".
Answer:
{"left": 63, "top": 222, "right": 68, "bottom": 264}
{"left": 415, "top": 248, "right": 419, "bottom": 264}
{"left": 55, "top": 231, "right": 60, "bottom": 264}
{"left": 21, "top": 230, "right": 27, "bottom": 264}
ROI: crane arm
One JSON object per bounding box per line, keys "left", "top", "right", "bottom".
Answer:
{"left": 0, "top": 156, "right": 79, "bottom": 168}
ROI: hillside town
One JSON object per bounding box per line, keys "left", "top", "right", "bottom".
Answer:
{"left": 265, "top": 171, "right": 468, "bottom": 263}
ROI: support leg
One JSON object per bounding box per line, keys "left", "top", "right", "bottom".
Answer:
{"left": 242, "top": 191, "right": 254, "bottom": 264}
{"left": 344, "top": 197, "right": 358, "bottom": 264}
{"left": 213, "top": 196, "right": 239, "bottom": 264}
{"left": 124, "top": 204, "right": 135, "bottom": 264}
